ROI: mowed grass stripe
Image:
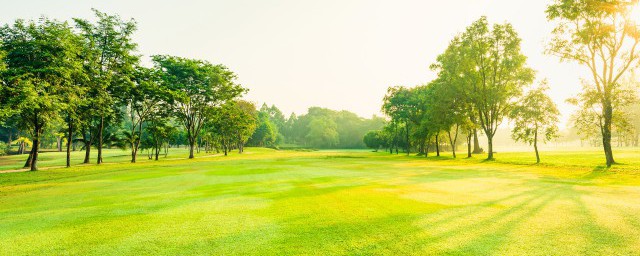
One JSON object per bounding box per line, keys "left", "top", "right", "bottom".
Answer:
{"left": 0, "top": 148, "right": 639, "bottom": 255}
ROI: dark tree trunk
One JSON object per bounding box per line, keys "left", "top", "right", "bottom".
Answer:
{"left": 67, "top": 119, "right": 73, "bottom": 168}
{"left": 602, "top": 98, "right": 615, "bottom": 167}
{"left": 534, "top": 128, "right": 540, "bottom": 164}
{"left": 448, "top": 125, "right": 459, "bottom": 158}
{"left": 83, "top": 128, "right": 91, "bottom": 164}
{"left": 24, "top": 146, "right": 34, "bottom": 168}
{"left": 467, "top": 132, "right": 472, "bottom": 158}
{"left": 473, "top": 129, "right": 482, "bottom": 153}
{"left": 155, "top": 141, "right": 160, "bottom": 160}
{"left": 189, "top": 139, "right": 195, "bottom": 159}
{"left": 487, "top": 134, "right": 494, "bottom": 160}
{"left": 30, "top": 123, "right": 41, "bottom": 171}
{"left": 405, "top": 122, "right": 410, "bottom": 155}
{"left": 97, "top": 116, "right": 104, "bottom": 164}
{"left": 435, "top": 133, "right": 440, "bottom": 157}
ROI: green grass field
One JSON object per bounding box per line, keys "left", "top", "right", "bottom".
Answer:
{"left": 1, "top": 148, "right": 639, "bottom": 255}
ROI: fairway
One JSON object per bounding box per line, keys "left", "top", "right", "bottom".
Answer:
{"left": 1, "top": 148, "right": 639, "bottom": 255}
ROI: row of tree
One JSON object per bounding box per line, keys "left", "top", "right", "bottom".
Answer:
{"left": 371, "top": 17, "right": 558, "bottom": 163}
{"left": 247, "top": 104, "right": 385, "bottom": 149}
{"left": 373, "top": 0, "right": 640, "bottom": 167}
{"left": 0, "top": 10, "right": 248, "bottom": 171}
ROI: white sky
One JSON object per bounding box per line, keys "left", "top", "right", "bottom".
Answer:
{"left": 1, "top": 0, "right": 588, "bottom": 128}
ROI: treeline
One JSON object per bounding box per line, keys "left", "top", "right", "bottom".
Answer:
{"left": 248, "top": 104, "right": 385, "bottom": 149}
{"left": 368, "top": 11, "right": 640, "bottom": 166}
{"left": 0, "top": 9, "right": 387, "bottom": 171}
{"left": 0, "top": 10, "right": 250, "bottom": 171}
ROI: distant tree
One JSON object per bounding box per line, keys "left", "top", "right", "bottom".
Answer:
{"left": 154, "top": 55, "right": 245, "bottom": 159}
{"left": 0, "top": 18, "right": 82, "bottom": 171}
{"left": 363, "top": 130, "right": 384, "bottom": 151}
{"left": 509, "top": 81, "right": 560, "bottom": 163}
{"left": 249, "top": 112, "right": 278, "bottom": 147}
{"left": 209, "top": 100, "right": 257, "bottom": 155}
{"left": 233, "top": 100, "right": 258, "bottom": 153}
{"left": 306, "top": 116, "right": 339, "bottom": 148}
{"left": 546, "top": 0, "right": 640, "bottom": 167}
{"left": 459, "top": 17, "right": 535, "bottom": 160}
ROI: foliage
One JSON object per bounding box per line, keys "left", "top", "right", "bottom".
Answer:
{"left": 153, "top": 55, "right": 245, "bottom": 158}
{"left": 509, "top": 81, "right": 560, "bottom": 163}
{"left": 74, "top": 9, "right": 138, "bottom": 164}
{"left": 363, "top": 130, "right": 384, "bottom": 151}
{"left": 546, "top": 0, "right": 640, "bottom": 166}
{"left": 0, "top": 18, "right": 83, "bottom": 170}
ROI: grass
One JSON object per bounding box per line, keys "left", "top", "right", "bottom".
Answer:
{"left": 0, "top": 147, "right": 639, "bottom": 255}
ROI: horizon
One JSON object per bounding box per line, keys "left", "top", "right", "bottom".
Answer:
{"left": 0, "top": 0, "right": 595, "bottom": 127}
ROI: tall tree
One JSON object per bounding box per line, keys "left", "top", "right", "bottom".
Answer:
{"left": 509, "top": 81, "right": 560, "bottom": 163}
{"left": 0, "top": 18, "right": 82, "bottom": 171}
{"left": 382, "top": 86, "right": 415, "bottom": 155}
{"left": 460, "top": 17, "right": 535, "bottom": 160}
{"left": 125, "top": 66, "right": 166, "bottom": 163}
{"left": 74, "top": 9, "right": 138, "bottom": 164}
{"left": 546, "top": 0, "right": 640, "bottom": 167}
{"left": 154, "top": 55, "right": 245, "bottom": 159}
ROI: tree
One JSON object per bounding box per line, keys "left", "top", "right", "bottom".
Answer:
{"left": 233, "top": 100, "right": 258, "bottom": 153}
{"left": 74, "top": 9, "right": 138, "bottom": 164}
{"left": 249, "top": 111, "right": 278, "bottom": 147}
{"left": 567, "top": 79, "right": 637, "bottom": 147}
{"left": 382, "top": 86, "right": 415, "bottom": 155}
{"left": 145, "top": 116, "right": 176, "bottom": 160}
{"left": 509, "top": 81, "right": 560, "bottom": 163}
{"left": 546, "top": 0, "right": 640, "bottom": 167}
{"left": 459, "top": 17, "right": 535, "bottom": 160}
{"left": 363, "top": 130, "right": 384, "bottom": 151}
{"left": 125, "top": 66, "right": 167, "bottom": 163}
{"left": 209, "top": 100, "right": 257, "bottom": 155}
{"left": 0, "top": 18, "right": 82, "bottom": 171}
{"left": 154, "top": 55, "right": 245, "bottom": 159}
{"left": 306, "top": 116, "right": 339, "bottom": 148}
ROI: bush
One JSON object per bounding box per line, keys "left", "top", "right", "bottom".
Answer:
{"left": 0, "top": 142, "right": 7, "bottom": 156}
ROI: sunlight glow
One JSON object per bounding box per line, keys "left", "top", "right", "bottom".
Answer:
{"left": 629, "top": 1, "right": 640, "bottom": 25}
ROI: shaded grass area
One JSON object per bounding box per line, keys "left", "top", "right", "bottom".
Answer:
{"left": 0, "top": 147, "right": 198, "bottom": 171}
{"left": 0, "top": 148, "right": 639, "bottom": 255}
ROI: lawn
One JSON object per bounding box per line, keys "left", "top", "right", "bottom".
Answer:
{"left": 1, "top": 148, "right": 639, "bottom": 255}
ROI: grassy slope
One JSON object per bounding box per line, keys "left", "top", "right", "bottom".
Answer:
{"left": 0, "top": 148, "right": 639, "bottom": 255}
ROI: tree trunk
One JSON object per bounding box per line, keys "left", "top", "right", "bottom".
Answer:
{"left": 467, "top": 132, "right": 472, "bottom": 158}
{"left": 83, "top": 129, "right": 91, "bottom": 164}
{"left": 487, "top": 134, "right": 494, "bottom": 160}
{"left": 405, "top": 122, "right": 410, "bottom": 155}
{"left": 155, "top": 141, "right": 160, "bottom": 160}
{"left": 534, "top": 129, "right": 540, "bottom": 164}
{"left": 473, "top": 129, "right": 482, "bottom": 153}
{"left": 97, "top": 116, "right": 104, "bottom": 164}
{"left": 435, "top": 133, "right": 440, "bottom": 157}
{"left": 602, "top": 99, "right": 615, "bottom": 167}
{"left": 448, "top": 125, "right": 459, "bottom": 158}
{"left": 189, "top": 138, "right": 195, "bottom": 159}
{"left": 30, "top": 125, "right": 41, "bottom": 171}
{"left": 24, "top": 146, "right": 33, "bottom": 168}
{"left": 67, "top": 119, "right": 73, "bottom": 168}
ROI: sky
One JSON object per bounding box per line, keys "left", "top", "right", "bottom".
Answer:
{"left": 0, "top": 0, "right": 589, "bottom": 127}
